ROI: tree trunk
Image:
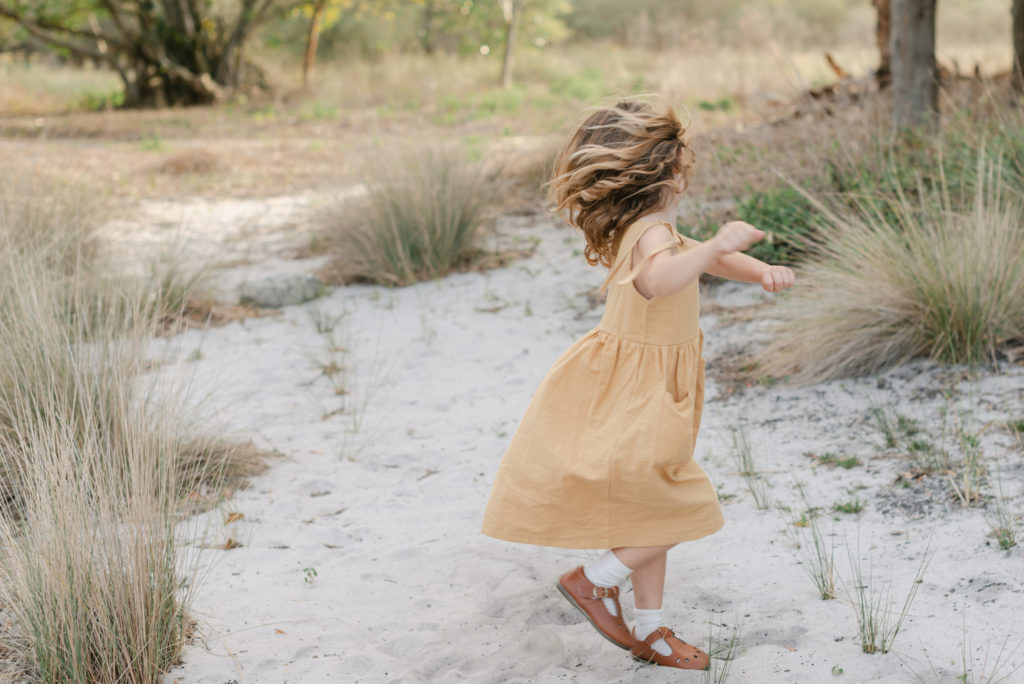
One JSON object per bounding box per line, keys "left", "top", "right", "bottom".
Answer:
{"left": 500, "top": 0, "right": 524, "bottom": 89}
{"left": 873, "top": 0, "right": 892, "bottom": 87}
{"left": 1013, "top": 0, "right": 1024, "bottom": 91}
{"left": 420, "top": 0, "right": 437, "bottom": 55}
{"left": 302, "top": 0, "right": 327, "bottom": 88}
{"left": 890, "top": 0, "right": 937, "bottom": 129}
{"left": 0, "top": 0, "right": 274, "bottom": 108}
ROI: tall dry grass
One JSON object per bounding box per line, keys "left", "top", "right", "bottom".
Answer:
{"left": 761, "top": 150, "right": 1024, "bottom": 383}
{"left": 321, "top": 145, "right": 499, "bottom": 286}
{"left": 0, "top": 172, "right": 256, "bottom": 682}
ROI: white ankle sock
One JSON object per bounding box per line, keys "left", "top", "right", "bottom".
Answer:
{"left": 582, "top": 551, "right": 632, "bottom": 617}
{"left": 634, "top": 608, "right": 672, "bottom": 656}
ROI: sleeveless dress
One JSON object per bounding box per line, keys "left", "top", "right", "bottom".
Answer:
{"left": 481, "top": 218, "right": 725, "bottom": 549}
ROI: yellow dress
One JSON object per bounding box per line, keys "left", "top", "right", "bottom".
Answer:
{"left": 481, "top": 218, "right": 725, "bottom": 549}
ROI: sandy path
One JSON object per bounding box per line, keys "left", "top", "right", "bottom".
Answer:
{"left": 151, "top": 210, "right": 1024, "bottom": 684}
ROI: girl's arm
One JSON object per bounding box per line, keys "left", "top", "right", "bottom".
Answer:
{"left": 632, "top": 221, "right": 767, "bottom": 299}
{"left": 681, "top": 235, "right": 794, "bottom": 293}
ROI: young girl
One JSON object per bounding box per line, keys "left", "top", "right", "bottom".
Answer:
{"left": 481, "top": 98, "right": 795, "bottom": 670}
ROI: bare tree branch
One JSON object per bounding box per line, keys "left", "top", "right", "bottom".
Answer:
{"left": 0, "top": 4, "right": 112, "bottom": 61}
{"left": 99, "top": 0, "right": 131, "bottom": 39}
{"left": 0, "top": 2, "right": 128, "bottom": 49}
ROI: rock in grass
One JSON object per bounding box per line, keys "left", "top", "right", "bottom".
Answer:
{"left": 239, "top": 274, "right": 325, "bottom": 308}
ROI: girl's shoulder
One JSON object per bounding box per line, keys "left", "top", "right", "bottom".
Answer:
{"left": 618, "top": 216, "right": 678, "bottom": 256}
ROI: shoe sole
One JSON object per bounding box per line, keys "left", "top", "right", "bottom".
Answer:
{"left": 630, "top": 653, "right": 710, "bottom": 670}
{"left": 556, "top": 580, "right": 631, "bottom": 650}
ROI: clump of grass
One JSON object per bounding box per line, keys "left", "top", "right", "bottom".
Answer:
{"left": 843, "top": 535, "right": 931, "bottom": 655}
{"left": 833, "top": 498, "right": 864, "bottom": 515}
{"left": 761, "top": 152, "right": 1024, "bottom": 383}
{"left": 985, "top": 465, "right": 1018, "bottom": 551}
{"left": 728, "top": 423, "right": 771, "bottom": 510}
{"left": 811, "top": 451, "right": 861, "bottom": 469}
{"left": 0, "top": 253, "right": 207, "bottom": 682}
{"left": 0, "top": 169, "right": 264, "bottom": 681}
{"left": 955, "top": 610, "right": 1024, "bottom": 684}
{"left": 702, "top": 611, "right": 744, "bottom": 684}
{"left": 789, "top": 484, "right": 836, "bottom": 600}
{"left": 321, "top": 145, "right": 499, "bottom": 287}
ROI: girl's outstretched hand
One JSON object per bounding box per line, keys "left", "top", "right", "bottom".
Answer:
{"left": 761, "top": 265, "right": 795, "bottom": 293}
{"left": 712, "top": 221, "right": 765, "bottom": 254}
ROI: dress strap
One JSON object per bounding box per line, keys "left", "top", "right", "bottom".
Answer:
{"left": 599, "top": 220, "right": 685, "bottom": 293}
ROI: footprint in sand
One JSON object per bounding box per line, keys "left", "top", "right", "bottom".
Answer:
{"left": 524, "top": 601, "right": 583, "bottom": 627}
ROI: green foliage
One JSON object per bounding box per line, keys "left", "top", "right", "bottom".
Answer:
{"left": 827, "top": 108, "right": 1024, "bottom": 213}
{"left": 680, "top": 186, "right": 815, "bottom": 266}
{"left": 76, "top": 88, "right": 125, "bottom": 112}
{"left": 549, "top": 65, "right": 605, "bottom": 101}
{"left": 434, "top": 85, "right": 528, "bottom": 124}
{"left": 733, "top": 187, "right": 815, "bottom": 264}
{"left": 697, "top": 96, "right": 734, "bottom": 112}
{"left": 268, "top": 0, "right": 571, "bottom": 60}
{"left": 833, "top": 498, "right": 863, "bottom": 514}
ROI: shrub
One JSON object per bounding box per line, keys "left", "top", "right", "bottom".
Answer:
{"left": 0, "top": 171, "right": 261, "bottom": 682}
{"left": 322, "top": 146, "right": 498, "bottom": 287}
{"left": 760, "top": 153, "right": 1024, "bottom": 383}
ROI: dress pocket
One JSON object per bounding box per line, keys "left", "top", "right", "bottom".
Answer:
{"left": 652, "top": 388, "right": 697, "bottom": 470}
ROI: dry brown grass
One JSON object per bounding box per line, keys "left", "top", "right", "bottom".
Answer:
{"left": 319, "top": 145, "right": 502, "bottom": 287}
{"left": 759, "top": 152, "right": 1024, "bottom": 384}
{"left": 0, "top": 168, "right": 275, "bottom": 681}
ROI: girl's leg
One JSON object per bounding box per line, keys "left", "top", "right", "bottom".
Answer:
{"left": 615, "top": 545, "right": 675, "bottom": 655}
{"left": 624, "top": 547, "right": 668, "bottom": 609}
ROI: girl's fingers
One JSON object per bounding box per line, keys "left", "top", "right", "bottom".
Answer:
{"left": 762, "top": 266, "right": 795, "bottom": 292}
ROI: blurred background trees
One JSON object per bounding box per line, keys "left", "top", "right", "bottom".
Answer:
{"left": 0, "top": 0, "right": 1019, "bottom": 113}
{"left": 0, "top": 0, "right": 277, "bottom": 106}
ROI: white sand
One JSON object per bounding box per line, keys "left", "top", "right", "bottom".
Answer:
{"left": 129, "top": 201, "right": 1024, "bottom": 684}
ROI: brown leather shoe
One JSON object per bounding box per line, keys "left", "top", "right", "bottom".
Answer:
{"left": 556, "top": 566, "right": 632, "bottom": 650}
{"left": 631, "top": 625, "right": 710, "bottom": 670}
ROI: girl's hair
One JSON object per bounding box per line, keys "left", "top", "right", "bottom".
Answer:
{"left": 550, "top": 99, "right": 694, "bottom": 268}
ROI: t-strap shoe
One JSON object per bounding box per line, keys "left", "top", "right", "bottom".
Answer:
{"left": 556, "top": 566, "right": 632, "bottom": 649}
{"left": 631, "top": 625, "right": 710, "bottom": 670}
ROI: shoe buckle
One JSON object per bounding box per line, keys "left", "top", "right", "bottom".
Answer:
{"left": 591, "top": 586, "right": 613, "bottom": 598}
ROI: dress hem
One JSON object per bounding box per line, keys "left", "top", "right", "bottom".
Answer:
{"left": 480, "top": 516, "right": 725, "bottom": 551}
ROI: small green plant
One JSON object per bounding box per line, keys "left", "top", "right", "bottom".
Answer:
{"left": 702, "top": 611, "right": 744, "bottom": 684}
{"left": 696, "top": 95, "right": 735, "bottom": 112}
{"left": 789, "top": 484, "right": 836, "bottom": 600}
{"left": 986, "top": 465, "right": 1017, "bottom": 551}
{"left": 870, "top": 404, "right": 900, "bottom": 449}
{"left": 303, "top": 567, "right": 318, "bottom": 585}
{"left": 843, "top": 535, "right": 931, "bottom": 655}
{"left": 833, "top": 498, "right": 864, "bottom": 515}
{"left": 814, "top": 452, "right": 861, "bottom": 469}
{"left": 946, "top": 403, "right": 986, "bottom": 507}
{"left": 140, "top": 131, "right": 165, "bottom": 151}
{"left": 728, "top": 423, "right": 771, "bottom": 510}
{"left": 954, "top": 608, "right": 1024, "bottom": 684}
{"left": 308, "top": 306, "right": 347, "bottom": 335}
{"left": 77, "top": 88, "right": 125, "bottom": 111}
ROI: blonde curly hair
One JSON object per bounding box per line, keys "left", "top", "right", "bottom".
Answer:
{"left": 550, "top": 99, "right": 694, "bottom": 268}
